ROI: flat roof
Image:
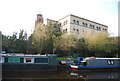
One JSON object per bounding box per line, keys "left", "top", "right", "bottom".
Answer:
{"left": 46, "top": 18, "right": 58, "bottom": 22}
{"left": 0, "top": 54, "right": 47, "bottom": 57}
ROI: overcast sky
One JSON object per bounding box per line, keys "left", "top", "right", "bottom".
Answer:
{"left": 0, "top": 0, "right": 119, "bottom": 36}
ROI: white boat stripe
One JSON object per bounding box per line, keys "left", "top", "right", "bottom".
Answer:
{"left": 71, "top": 65, "right": 78, "bottom": 68}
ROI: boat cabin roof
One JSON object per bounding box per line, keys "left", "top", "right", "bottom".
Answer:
{"left": 95, "top": 58, "right": 120, "bottom": 60}
{"left": 83, "top": 57, "right": 120, "bottom": 62}
{"left": 0, "top": 54, "right": 51, "bottom": 57}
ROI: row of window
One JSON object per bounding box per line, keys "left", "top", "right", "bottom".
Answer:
{"left": 63, "top": 27, "right": 107, "bottom": 35}
{"left": 73, "top": 20, "right": 107, "bottom": 31}
{"left": 3, "top": 57, "right": 49, "bottom": 63}
{"left": 61, "top": 20, "right": 107, "bottom": 32}
{"left": 63, "top": 20, "right": 68, "bottom": 25}
{"left": 107, "top": 60, "right": 120, "bottom": 65}
{"left": 73, "top": 28, "right": 79, "bottom": 34}
{"left": 63, "top": 28, "right": 94, "bottom": 34}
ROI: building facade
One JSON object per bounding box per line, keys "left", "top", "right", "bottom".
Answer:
{"left": 58, "top": 14, "right": 108, "bottom": 38}
{"left": 35, "top": 14, "right": 108, "bottom": 39}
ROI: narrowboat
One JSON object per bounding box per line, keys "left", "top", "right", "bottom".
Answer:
{"left": 70, "top": 57, "right": 120, "bottom": 71}
{"left": 0, "top": 54, "right": 58, "bottom": 71}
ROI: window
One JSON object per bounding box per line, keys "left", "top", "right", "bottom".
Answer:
{"left": 8, "top": 57, "right": 20, "bottom": 63}
{"left": 34, "top": 58, "right": 49, "bottom": 63}
{"left": 77, "top": 21, "right": 79, "bottom": 25}
{"left": 103, "top": 28, "right": 106, "bottom": 31}
{"left": 26, "top": 58, "right": 32, "bottom": 62}
{"left": 59, "top": 23, "right": 61, "bottom": 26}
{"left": 39, "top": 19, "right": 41, "bottom": 21}
{"left": 82, "top": 28, "right": 85, "bottom": 32}
{"left": 73, "top": 20, "right": 76, "bottom": 24}
{"left": 63, "top": 21, "right": 65, "bottom": 25}
{"left": 83, "top": 22, "right": 85, "bottom": 26}
{"left": 73, "top": 28, "right": 75, "bottom": 31}
{"left": 104, "top": 29, "right": 107, "bottom": 31}
{"left": 66, "top": 20, "right": 68, "bottom": 24}
{"left": 0, "top": 57, "right": 4, "bottom": 63}
{"left": 90, "top": 24, "right": 92, "bottom": 28}
{"left": 66, "top": 28, "right": 67, "bottom": 32}
{"left": 96, "top": 26, "right": 99, "bottom": 30}
{"left": 107, "top": 60, "right": 114, "bottom": 65}
{"left": 85, "top": 23, "right": 88, "bottom": 27}
{"left": 93, "top": 25, "right": 94, "bottom": 29}
{"left": 116, "top": 60, "right": 120, "bottom": 65}
{"left": 63, "top": 29, "right": 67, "bottom": 33}
{"left": 77, "top": 29, "right": 79, "bottom": 34}
{"left": 99, "top": 27, "right": 101, "bottom": 31}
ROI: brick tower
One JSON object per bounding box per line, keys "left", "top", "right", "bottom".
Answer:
{"left": 35, "top": 14, "right": 43, "bottom": 26}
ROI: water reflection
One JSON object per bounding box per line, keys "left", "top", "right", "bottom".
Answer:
{"left": 68, "top": 71, "right": 120, "bottom": 79}
{"left": 2, "top": 71, "right": 67, "bottom": 79}
{"left": 2, "top": 70, "right": 120, "bottom": 81}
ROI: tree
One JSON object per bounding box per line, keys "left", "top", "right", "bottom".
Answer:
{"left": 32, "top": 23, "right": 50, "bottom": 54}
{"left": 2, "top": 30, "right": 28, "bottom": 53}
{"left": 55, "top": 34, "right": 77, "bottom": 56}
{"left": 2, "top": 35, "right": 10, "bottom": 52}
{"left": 17, "top": 29, "right": 28, "bottom": 53}
{"left": 46, "top": 21, "right": 61, "bottom": 37}
{"left": 84, "top": 32, "right": 118, "bottom": 57}
{"left": 19, "top": 29, "right": 27, "bottom": 40}
{"left": 47, "top": 21, "right": 62, "bottom": 53}
{"left": 75, "top": 38, "right": 89, "bottom": 57}
{"left": 32, "top": 21, "right": 62, "bottom": 54}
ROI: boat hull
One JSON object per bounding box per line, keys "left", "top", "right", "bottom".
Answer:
{"left": 70, "top": 65, "right": 120, "bottom": 71}
{"left": 2, "top": 63, "right": 58, "bottom": 71}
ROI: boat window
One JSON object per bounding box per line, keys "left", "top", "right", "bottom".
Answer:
{"left": 26, "top": 58, "right": 32, "bottom": 62}
{"left": 0, "top": 57, "right": 3, "bottom": 63}
{"left": 107, "top": 60, "right": 114, "bottom": 65}
{"left": 116, "top": 60, "right": 120, "bottom": 65}
{"left": 72, "top": 60, "right": 78, "bottom": 65}
{"left": 5, "top": 57, "right": 8, "bottom": 62}
{"left": 34, "top": 58, "right": 49, "bottom": 63}
{"left": 20, "top": 58, "right": 24, "bottom": 63}
{"left": 8, "top": 57, "right": 20, "bottom": 63}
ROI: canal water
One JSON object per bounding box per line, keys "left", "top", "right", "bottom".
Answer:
{"left": 2, "top": 69, "right": 120, "bottom": 81}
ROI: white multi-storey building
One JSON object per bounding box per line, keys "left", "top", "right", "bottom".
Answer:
{"left": 58, "top": 14, "right": 108, "bottom": 38}
{"left": 35, "top": 14, "right": 108, "bottom": 38}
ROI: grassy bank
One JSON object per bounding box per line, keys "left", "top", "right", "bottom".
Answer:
{"left": 56, "top": 57, "right": 75, "bottom": 61}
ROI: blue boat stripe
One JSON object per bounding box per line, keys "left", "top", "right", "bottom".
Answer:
{"left": 78, "top": 65, "right": 120, "bottom": 68}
